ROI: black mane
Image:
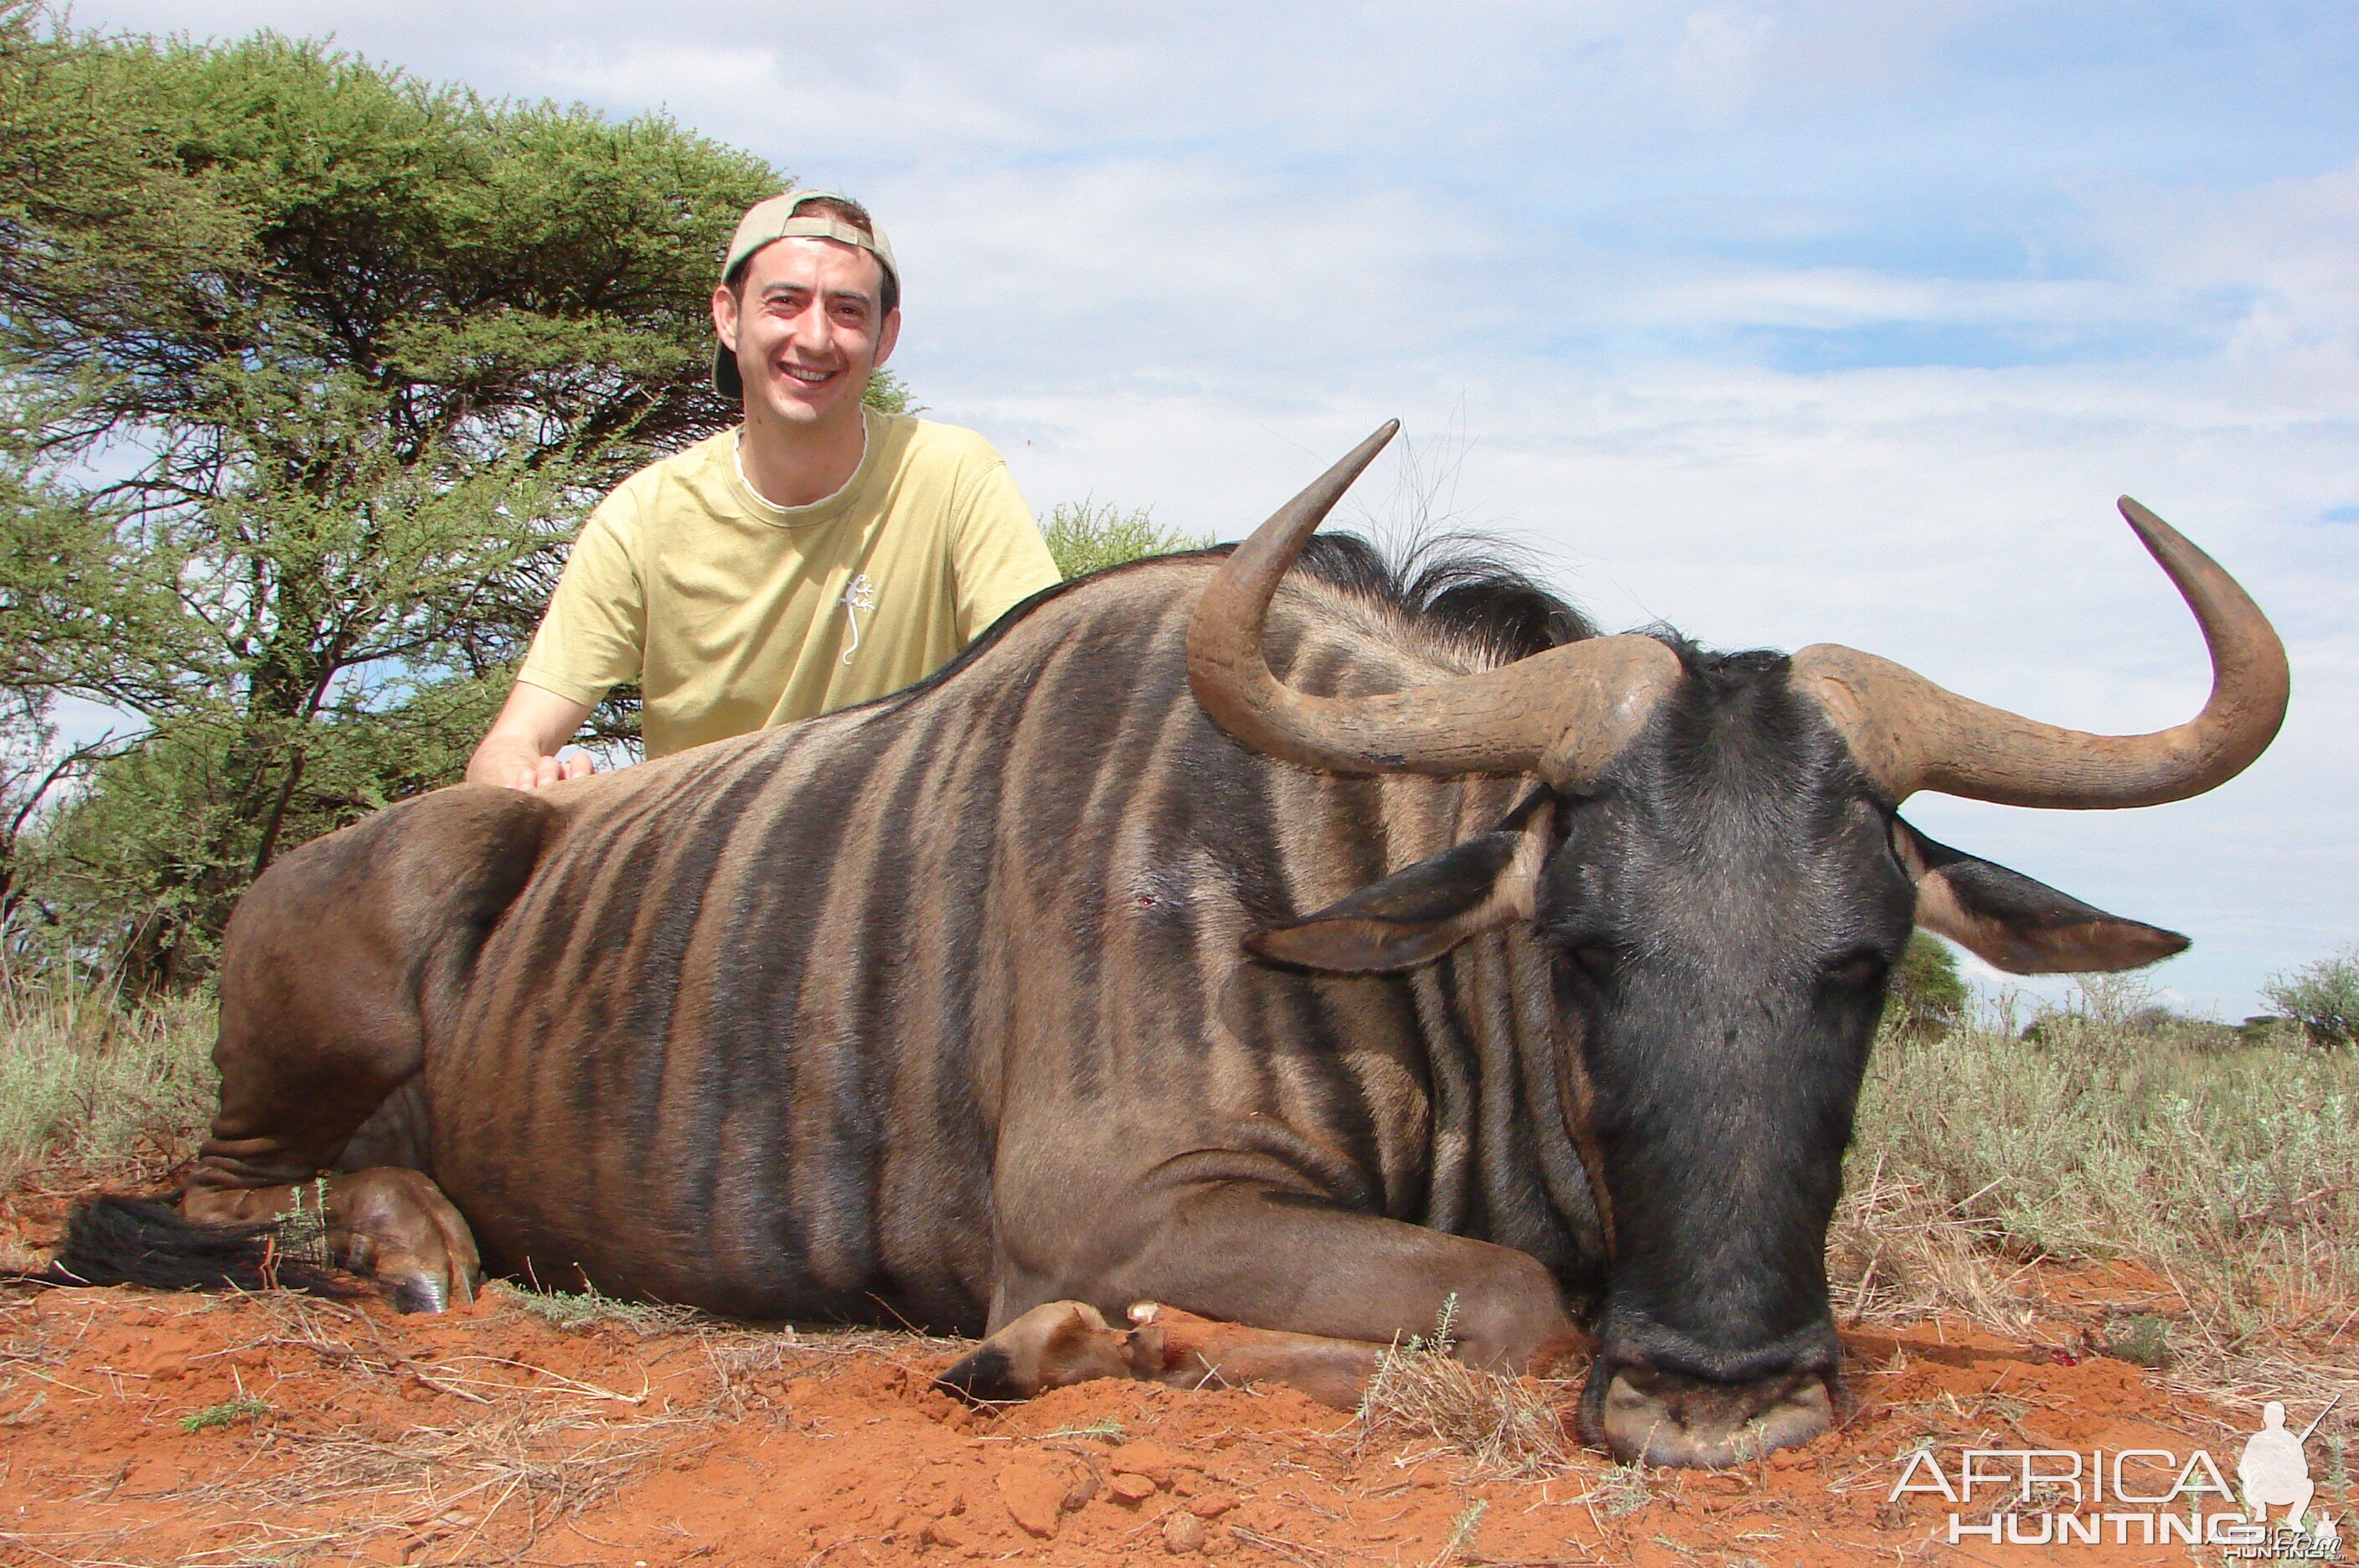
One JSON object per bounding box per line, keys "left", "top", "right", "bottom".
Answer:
{"left": 1291, "top": 532, "right": 1598, "bottom": 662}
{"left": 1646, "top": 633, "right": 1794, "bottom": 688}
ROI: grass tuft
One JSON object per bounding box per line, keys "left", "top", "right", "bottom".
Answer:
{"left": 497, "top": 1280, "right": 705, "bottom": 1336}
{"left": 1427, "top": 1498, "right": 1488, "bottom": 1565}
{"left": 2105, "top": 1313, "right": 2172, "bottom": 1369}
{"left": 1356, "top": 1297, "right": 1572, "bottom": 1479}
{"left": 180, "top": 1395, "right": 268, "bottom": 1432}
{"left": 1582, "top": 1462, "right": 1654, "bottom": 1519}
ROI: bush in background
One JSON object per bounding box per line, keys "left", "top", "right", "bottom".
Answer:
{"left": 2264, "top": 945, "right": 2359, "bottom": 1047}
{"left": 1882, "top": 932, "right": 1967, "bottom": 1034}
{"left": 1041, "top": 500, "right": 1211, "bottom": 580}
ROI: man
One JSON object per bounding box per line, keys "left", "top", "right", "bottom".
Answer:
{"left": 467, "top": 190, "right": 1061, "bottom": 788}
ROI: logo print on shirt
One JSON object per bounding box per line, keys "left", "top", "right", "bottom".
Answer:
{"left": 840, "top": 572, "right": 877, "bottom": 664}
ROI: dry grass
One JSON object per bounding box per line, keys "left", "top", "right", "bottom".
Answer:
{"left": 2, "top": 1299, "right": 682, "bottom": 1565}
{"left": 1572, "top": 1462, "right": 1654, "bottom": 1519}
{"left": 0, "top": 982, "right": 215, "bottom": 1192}
{"left": 1355, "top": 1299, "right": 1575, "bottom": 1480}
{"left": 1835, "top": 984, "right": 2359, "bottom": 1420}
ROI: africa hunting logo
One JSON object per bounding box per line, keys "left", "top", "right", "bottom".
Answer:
{"left": 1887, "top": 1397, "right": 2345, "bottom": 1557}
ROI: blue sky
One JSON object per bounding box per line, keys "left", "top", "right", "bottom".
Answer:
{"left": 70, "top": 1, "right": 2359, "bottom": 1014}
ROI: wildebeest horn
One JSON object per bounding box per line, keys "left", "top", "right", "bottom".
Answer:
{"left": 1789, "top": 498, "right": 2289, "bottom": 807}
{"left": 1187, "top": 423, "right": 1681, "bottom": 787}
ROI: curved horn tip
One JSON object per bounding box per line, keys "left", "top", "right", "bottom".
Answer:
{"left": 1349, "top": 419, "right": 1402, "bottom": 466}
{"left": 2117, "top": 495, "right": 2170, "bottom": 534}
{"left": 1296, "top": 420, "right": 1403, "bottom": 508}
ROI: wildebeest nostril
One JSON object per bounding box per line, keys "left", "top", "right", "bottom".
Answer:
{"left": 1591, "top": 1364, "right": 1835, "bottom": 1468}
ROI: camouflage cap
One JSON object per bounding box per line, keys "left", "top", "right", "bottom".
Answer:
{"left": 714, "top": 189, "right": 899, "bottom": 399}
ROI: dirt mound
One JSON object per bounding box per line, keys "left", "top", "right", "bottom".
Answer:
{"left": 1, "top": 1265, "right": 2298, "bottom": 1568}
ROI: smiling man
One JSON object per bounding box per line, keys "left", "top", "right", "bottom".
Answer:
{"left": 467, "top": 190, "right": 1061, "bottom": 787}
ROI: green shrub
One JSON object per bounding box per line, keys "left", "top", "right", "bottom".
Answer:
{"left": 1040, "top": 501, "right": 1211, "bottom": 580}
{"left": 499, "top": 1281, "right": 702, "bottom": 1335}
{"left": 1882, "top": 932, "right": 1967, "bottom": 1034}
{"left": 180, "top": 1395, "right": 268, "bottom": 1433}
{"left": 2263, "top": 945, "right": 2359, "bottom": 1046}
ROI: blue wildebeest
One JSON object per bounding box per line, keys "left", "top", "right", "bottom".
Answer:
{"left": 62, "top": 425, "right": 2286, "bottom": 1466}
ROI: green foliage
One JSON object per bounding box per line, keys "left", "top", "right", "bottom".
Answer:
{"left": 500, "top": 1281, "right": 701, "bottom": 1334}
{"left": 0, "top": 6, "right": 792, "bottom": 985}
{"left": 2103, "top": 1313, "right": 2171, "bottom": 1369}
{"left": 862, "top": 367, "right": 914, "bottom": 416}
{"left": 1882, "top": 931, "right": 1967, "bottom": 1034}
{"left": 2263, "top": 944, "right": 2359, "bottom": 1047}
{"left": 180, "top": 1395, "right": 268, "bottom": 1432}
{"left": 1040, "top": 499, "right": 1210, "bottom": 580}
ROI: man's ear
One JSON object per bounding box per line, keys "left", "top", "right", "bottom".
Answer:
{"left": 873, "top": 306, "right": 901, "bottom": 369}
{"left": 1247, "top": 792, "right": 1554, "bottom": 973}
{"left": 711, "top": 283, "right": 741, "bottom": 353}
{"left": 1892, "top": 817, "right": 2188, "bottom": 974}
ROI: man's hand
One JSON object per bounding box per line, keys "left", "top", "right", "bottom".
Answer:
{"left": 471, "top": 742, "right": 595, "bottom": 791}
{"left": 467, "top": 683, "right": 598, "bottom": 791}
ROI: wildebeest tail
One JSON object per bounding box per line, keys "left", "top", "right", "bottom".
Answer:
{"left": 26, "top": 1194, "right": 359, "bottom": 1298}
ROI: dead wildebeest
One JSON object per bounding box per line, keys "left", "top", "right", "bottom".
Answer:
{"left": 59, "top": 424, "right": 2285, "bottom": 1467}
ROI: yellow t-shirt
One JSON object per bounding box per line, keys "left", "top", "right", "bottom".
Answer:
{"left": 518, "top": 411, "right": 1061, "bottom": 757}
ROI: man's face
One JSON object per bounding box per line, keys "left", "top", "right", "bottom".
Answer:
{"left": 711, "top": 237, "right": 900, "bottom": 431}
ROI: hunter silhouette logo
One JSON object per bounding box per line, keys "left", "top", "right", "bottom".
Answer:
{"left": 2241, "top": 1400, "right": 2324, "bottom": 1529}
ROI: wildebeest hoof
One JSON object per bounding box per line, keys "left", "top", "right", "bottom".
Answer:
{"left": 385, "top": 1269, "right": 450, "bottom": 1314}
{"left": 321, "top": 1168, "right": 482, "bottom": 1313}
{"left": 936, "top": 1301, "right": 1161, "bottom": 1403}
{"left": 1591, "top": 1364, "right": 1833, "bottom": 1467}
{"left": 180, "top": 1167, "right": 480, "bottom": 1313}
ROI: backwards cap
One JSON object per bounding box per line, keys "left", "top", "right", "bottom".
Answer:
{"left": 713, "top": 189, "right": 900, "bottom": 399}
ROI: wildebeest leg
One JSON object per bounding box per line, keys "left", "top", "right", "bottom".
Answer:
{"left": 940, "top": 1300, "right": 1396, "bottom": 1409}
{"left": 181, "top": 787, "right": 556, "bottom": 1312}
{"left": 944, "top": 1179, "right": 1584, "bottom": 1406}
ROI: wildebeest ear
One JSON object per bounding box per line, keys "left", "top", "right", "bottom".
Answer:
{"left": 1891, "top": 818, "right": 2188, "bottom": 975}
{"left": 1247, "top": 794, "right": 1554, "bottom": 973}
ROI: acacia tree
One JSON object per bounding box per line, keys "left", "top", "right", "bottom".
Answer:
{"left": 0, "top": 6, "right": 900, "bottom": 986}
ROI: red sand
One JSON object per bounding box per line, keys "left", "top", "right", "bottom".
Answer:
{"left": 2, "top": 1261, "right": 2319, "bottom": 1568}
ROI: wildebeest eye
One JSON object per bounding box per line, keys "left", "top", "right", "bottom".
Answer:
{"left": 1824, "top": 950, "right": 1888, "bottom": 988}
{"left": 1568, "top": 943, "right": 1615, "bottom": 983}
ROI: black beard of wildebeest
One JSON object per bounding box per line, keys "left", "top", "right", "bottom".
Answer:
{"left": 54, "top": 426, "right": 2287, "bottom": 1469}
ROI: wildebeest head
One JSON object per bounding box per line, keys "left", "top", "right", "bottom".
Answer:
{"left": 1187, "top": 424, "right": 2289, "bottom": 1467}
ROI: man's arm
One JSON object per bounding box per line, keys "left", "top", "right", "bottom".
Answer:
{"left": 480, "top": 492, "right": 642, "bottom": 789}
{"left": 466, "top": 681, "right": 596, "bottom": 791}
